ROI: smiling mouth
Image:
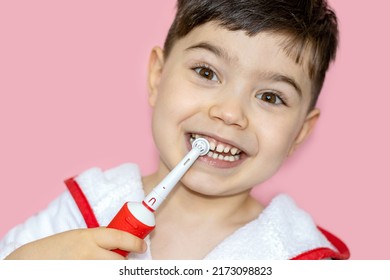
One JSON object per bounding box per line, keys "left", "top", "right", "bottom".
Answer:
{"left": 189, "top": 133, "right": 243, "bottom": 162}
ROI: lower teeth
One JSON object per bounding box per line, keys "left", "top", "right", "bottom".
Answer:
{"left": 207, "top": 151, "right": 239, "bottom": 162}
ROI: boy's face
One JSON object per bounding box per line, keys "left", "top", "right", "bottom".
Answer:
{"left": 148, "top": 22, "right": 319, "bottom": 196}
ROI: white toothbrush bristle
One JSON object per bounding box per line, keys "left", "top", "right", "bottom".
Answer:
{"left": 192, "top": 138, "right": 210, "bottom": 156}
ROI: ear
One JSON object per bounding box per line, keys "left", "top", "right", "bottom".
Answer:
{"left": 147, "top": 46, "right": 165, "bottom": 107}
{"left": 288, "top": 108, "right": 320, "bottom": 156}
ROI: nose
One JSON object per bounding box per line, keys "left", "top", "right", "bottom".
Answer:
{"left": 208, "top": 95, "right": 248, "bottom": 129}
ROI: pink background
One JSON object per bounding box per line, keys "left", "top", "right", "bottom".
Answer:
{"left": 0, "top": 1, "right": 389, "bottom": 259}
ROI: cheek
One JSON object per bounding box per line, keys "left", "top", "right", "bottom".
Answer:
{"left": 153, "top": 77, "right": 203, "bottom": 126}
{"left": 150, "top": 76, "right": 198, "bottom": 153}
{"left": 255, "top": 115, "right": 302, "bottom": 161}
{"left": 156, "top": 69, "right": 190, "bottom": 110}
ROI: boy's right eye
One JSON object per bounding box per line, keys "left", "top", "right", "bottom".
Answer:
{"left": 193, "top": 66, "right": 220, "bottom": 82}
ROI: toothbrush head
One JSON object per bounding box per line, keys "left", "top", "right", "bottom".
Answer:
{"left": 192, "top": 138, "right": 210, "bottom": 156}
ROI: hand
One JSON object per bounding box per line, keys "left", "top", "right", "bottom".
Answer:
{"left": 5, "top": 227, "right": 147, "bottom": 260}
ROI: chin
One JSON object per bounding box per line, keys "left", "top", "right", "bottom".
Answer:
{"left": 181, "top": 170, "right": 242, "bottom": 197}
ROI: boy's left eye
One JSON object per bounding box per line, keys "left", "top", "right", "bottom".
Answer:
{"left": 193, "top": 66, "right": 219, "bottom": 82}
{"left": 256, "top": 92, "right": 284, "bottom": 105}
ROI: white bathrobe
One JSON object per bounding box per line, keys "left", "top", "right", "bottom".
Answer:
{"left": 0, "top": 163, "right": 349, "bottom": 260}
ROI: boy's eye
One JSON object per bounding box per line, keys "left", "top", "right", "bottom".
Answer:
{"left": 194, "top": 66, "right": 219, "bottom": 82}
{"left": 256, "top": 92, "right": 284, "bottom": 105}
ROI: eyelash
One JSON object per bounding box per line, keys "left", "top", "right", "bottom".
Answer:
{"left": 191, "top": 63, "right": 220, "bottom": 82}
{"left": 255, "top": 91, "right": 288, "bottom": 106}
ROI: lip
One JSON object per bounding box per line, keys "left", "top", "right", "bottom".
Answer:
{"left": 185, "top": 132, "right": 248, "bottom": 169}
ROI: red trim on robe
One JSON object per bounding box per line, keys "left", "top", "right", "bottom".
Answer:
{"left": 64, "top": 177, "right": 100, "bottom": 228}
{"left": 291, "top": 227, "right": 350, "bottom": 260}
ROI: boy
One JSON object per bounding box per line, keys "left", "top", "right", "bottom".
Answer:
{"left": 1, "top": 0, "right": 349, "bottom": 259}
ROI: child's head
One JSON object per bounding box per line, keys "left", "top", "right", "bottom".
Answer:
{"left": 146, "top": 0, "right": 339, "bottom": 196}
{"left": 163, "top": 0, "right": 339, "bottom": 110}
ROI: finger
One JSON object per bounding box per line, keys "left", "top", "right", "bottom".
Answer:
{"left": 92, "top": 227, "right": 147, "bottom": 254}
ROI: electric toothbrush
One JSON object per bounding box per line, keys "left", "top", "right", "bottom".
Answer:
{"left": 107, "top": 138, "right": 210, "bottom": 257}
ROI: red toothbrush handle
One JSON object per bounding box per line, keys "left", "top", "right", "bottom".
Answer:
{"left": 107, "top": 202, "right": 155, "bottom": 257}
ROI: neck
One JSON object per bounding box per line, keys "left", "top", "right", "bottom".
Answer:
{"left": 142, "top": 164, "right": 263, "bottom": 259}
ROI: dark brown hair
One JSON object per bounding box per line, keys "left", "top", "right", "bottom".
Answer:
{"left": 163, "top": 0, "right": 339, "bottom": 109}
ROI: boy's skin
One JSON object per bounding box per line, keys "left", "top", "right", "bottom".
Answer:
{"left": 6, "top": 22, "right": 319, "bottom": 260}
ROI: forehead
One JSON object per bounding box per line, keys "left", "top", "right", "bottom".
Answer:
{"left": 169, "top": 22, "right": 313, "bottom": 98}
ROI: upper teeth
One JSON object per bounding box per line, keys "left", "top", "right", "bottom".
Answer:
{"left": 190, "top": 134, "right": 241, "bottom": 162}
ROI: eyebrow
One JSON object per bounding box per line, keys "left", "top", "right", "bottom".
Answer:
{"left": 186, "top": 42, "right": 302, "bottom": 98}
{"left": 185, "top": 41, "right": 233, "bottom": 63}
{"left": 263, "top": 72, "right": 303, "bottom": 98}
